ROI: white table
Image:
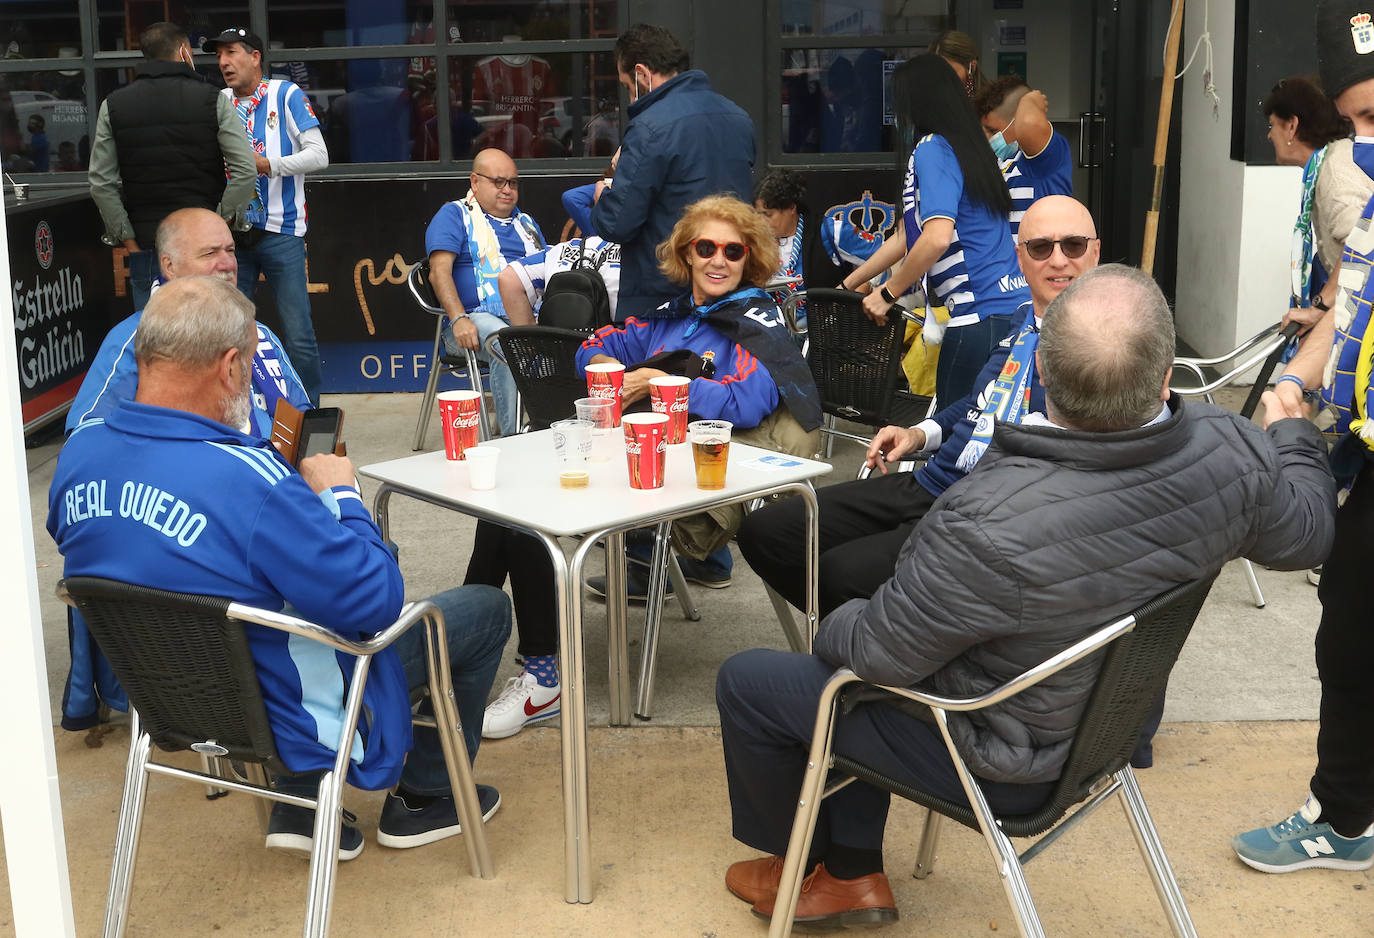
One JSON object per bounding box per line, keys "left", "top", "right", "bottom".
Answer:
{"left": 360, "top": 430, "right": 830, "bottom": 904}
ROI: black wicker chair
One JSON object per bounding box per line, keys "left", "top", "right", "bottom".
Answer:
{"left": 768, "top": 576, "right": 1217, "bottom": 938}
{"left": 493, "top": 325, "right": 592, "bottom": 431}
{"left": 409, "top": 258, "right": 493, "bottom": 449}
{"left": 803, "top": 288, "right": 933, "bottom": 456}
{"left": 58, "top": 576, "right": 493, "bottom": 938}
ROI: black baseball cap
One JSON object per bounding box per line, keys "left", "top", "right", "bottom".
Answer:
{"left": 1317, "top": 2, "right": 1374, "bottom": 99}
{"left": 202, "top": 27, "right": 264, "bottom": 54}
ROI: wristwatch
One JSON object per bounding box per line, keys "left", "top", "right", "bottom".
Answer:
{"left": 1313, "top": 294, "right": 1331, "bottom": 311}
{"left": 880, "top": 285, "right": 897, "bottom": 304}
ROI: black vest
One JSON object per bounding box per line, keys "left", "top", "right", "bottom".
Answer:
{"left": 105, "top": 61, "right": 228, "bottom": 247}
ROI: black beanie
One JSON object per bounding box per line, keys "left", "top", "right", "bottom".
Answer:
{"left": 1318, "top": 1, "right": 1374, "bottom": 98}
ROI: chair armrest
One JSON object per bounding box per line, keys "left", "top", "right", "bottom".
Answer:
{"left": 837, "top": 610, "right": 1139, "bottom": 714}
{"left": 225, "top": 598, "right": 443, "bottom": 658}
{"left": 1173, "top": 321, "right": 1280, "bottom": 370}
{"left": 407, "top": 260, "right": 446, "bottom": 317}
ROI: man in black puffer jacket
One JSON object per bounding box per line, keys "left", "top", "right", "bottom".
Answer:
{"left": 716, "top": 264, "right": 1337, "bottom": 930}
{"left": 88, "top": 21, "right": 256, "bottom": 312}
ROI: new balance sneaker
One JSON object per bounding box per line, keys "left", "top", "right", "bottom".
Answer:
{"left": 1233, "top": 794, "right": 1374, "bottom": 873}
{"left": 377, "top": 784, "right": 501, "bottom": 849}
{"left": 265, "top": 802, "right": 364, "bottom": 861}
{"left": 482, "top": 671, "right": 561, "bottom": 739}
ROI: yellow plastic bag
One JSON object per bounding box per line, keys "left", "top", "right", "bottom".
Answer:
{"left": 901, "top": 305, "right": 947, "bottom": 397}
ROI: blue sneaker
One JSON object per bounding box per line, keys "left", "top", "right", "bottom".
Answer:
{"left": 266, "top": 802, "right": 364, "bottom": 861}
{"left": 377, "top": 784, "right": 501, "bottom": 849}
{"left": 673, "top": 553, "right": 733, "bottom": 589}
{"left": 1233, "top": 794, "right": 1374, "bottom": 873}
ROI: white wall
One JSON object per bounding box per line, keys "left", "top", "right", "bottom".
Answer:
{"left": 1175, "top": 0, "right": 1300, "bottom": 355}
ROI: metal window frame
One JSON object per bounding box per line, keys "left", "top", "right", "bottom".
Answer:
{"left": 762, "top": 1, "right": 953, "bottom": 169}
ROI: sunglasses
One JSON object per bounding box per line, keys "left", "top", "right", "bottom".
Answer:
{"left": 1020, "top": 236, "right": 1094, "bottom": 261}
{"left": 691, "top": 238, "right": 749, "bottom": 262}
{"left": 474, "top": 172, "right": 519, "bottom": 190}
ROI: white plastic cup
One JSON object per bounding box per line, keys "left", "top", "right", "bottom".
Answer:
{"left": 464, "top": 445, "right": 500, "bottom": 490}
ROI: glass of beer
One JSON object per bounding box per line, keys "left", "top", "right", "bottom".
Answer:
{"left": 688, "top": 419, "right": 732, "bottom": 490}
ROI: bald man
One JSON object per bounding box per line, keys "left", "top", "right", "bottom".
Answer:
{"left": 424, "top": 147, "right": 547, "bottom": 436}
{"left": 717, "top": 264, "right": 1334, "bottom": 929}
{"left": 740, "top": 195, "right": 1101, "bottom": 616}
{"left": 66, "top": 207, "right": 311, "bottom": 439}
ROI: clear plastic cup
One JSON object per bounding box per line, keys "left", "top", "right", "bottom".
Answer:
{"left": 687, "top": 419, "right": 732, "bottom": 490}
{"left": 552, "top": 418, "right": 593, "bottom": 488}
{"left": 575, "top": 396, "right": 617, "bottom": 462}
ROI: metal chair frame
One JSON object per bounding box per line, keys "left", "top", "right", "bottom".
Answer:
{"left": 409, "top": 259, "right": 494, "bottom": 449}
{"left": 58, "top": 578, "right": 494, "bottom": 938}
{"left": 769, "top": 578, "right": 1216, "bottom": 938}
{"left": 1170, "top": 321, "right": 1300, "bottom": 610}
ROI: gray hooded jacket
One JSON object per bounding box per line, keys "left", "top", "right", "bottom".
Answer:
{"left": 814, "top": 397, "right": 1335, "bottom": 783}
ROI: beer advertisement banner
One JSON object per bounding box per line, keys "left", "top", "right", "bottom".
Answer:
{"left": 9, "top": 195, "right": 115, "bottom": 431}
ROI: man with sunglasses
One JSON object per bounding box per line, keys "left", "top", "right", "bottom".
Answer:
{"left": 739, "top": 195, "right": 1100, "bottom": 618}
{"left": 424, "top": 147, "right": 546, "bottom": 436}
{"left": 590, "top": 24, "right": 755, "bottom": 319}
{"left": 204, "top": 26, "right": 329, "bottom": 406}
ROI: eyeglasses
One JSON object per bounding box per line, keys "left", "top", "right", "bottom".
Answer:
{"left": 474, "top": 172, "right": 519, "bottom": 190}
{"left": 691, "top": 238, "right": 749, "bottom": 262}
{"left": 1020, "top": 236, "right": 1094, "bottom": 261}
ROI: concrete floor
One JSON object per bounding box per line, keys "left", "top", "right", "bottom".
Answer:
{"left": 8, "top": 389, "right": 1361, "bottom": 937}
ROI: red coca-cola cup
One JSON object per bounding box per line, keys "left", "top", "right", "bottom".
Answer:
{"left": 622, "top": 413, "right": 669, "bottom": 489}
{"left": 436, "top": 389, "right": 482, "bottom": 460}
{"left": 584, "top": 362, "right": 626, "bottom": 425}
{"left": 649, "top": 375, "right": 691, "bottom": 444}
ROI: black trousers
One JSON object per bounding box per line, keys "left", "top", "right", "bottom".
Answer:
{"left": 464, "top": 521, "right": 558, "bottom": 658}
{"left": 737, "top": 470, "right": 938, "bottom": 618}
{"left": 1311, "top": 462, "right": 1374, "bottom": 834}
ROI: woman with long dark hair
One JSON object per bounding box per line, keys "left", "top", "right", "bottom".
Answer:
{"left": 842, "top": 54, "right": 1029, "bottom": 405}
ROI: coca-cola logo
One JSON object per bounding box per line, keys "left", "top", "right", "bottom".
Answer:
{"left": 656, "top": 439, "right": 667, "bottom": 453}
{"left": 625, "top": 439, "right": 641, "bottom": 455}
{"left": 590, "top": 385, "right": 615, "bottom": 398}
{"left": 669, "top": 399, "right": 688, "bottom": 413}
{"left": 454, "top": 412, "right": 480, "bottom": 429}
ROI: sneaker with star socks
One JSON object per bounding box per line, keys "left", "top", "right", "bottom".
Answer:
{"left": 1233, "top": 794, "right": 1374, "bottom": 873}
{"left": 482, "top": 671, "right": 560, "bottom": 739}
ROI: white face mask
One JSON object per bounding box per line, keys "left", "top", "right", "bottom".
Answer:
{"left": 629, "top": 67, "right": 648, "bottom": 104}
{"left": 179, "top": 44, "right": 193, "bottom": 67}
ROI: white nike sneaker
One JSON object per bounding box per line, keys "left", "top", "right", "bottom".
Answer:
{"left": 482, "top": 671, "right": 561, "bottom": 739}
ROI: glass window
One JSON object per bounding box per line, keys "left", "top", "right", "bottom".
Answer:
{"left": 94, "top": 1, "right": 251, "bottom": 53}
{"left": 446, "top": 52, "right": 620, "bottom": 161}
{"left": 272, "top": 1, "right": 617, "bottom": 50}
{"left": 275, "top": 58, "right": 424, "bottom": 164}
{"left": 782, "top": 47, "right": 926, "bottom": 155}
{"left": 780, "top": 0, "right": 946, "bottom": 37}
{"left": 1, "top": 72, "right": 89, "bottom": 173}
{"left": 0, "top": 2, "right": 81, "bottom": 59}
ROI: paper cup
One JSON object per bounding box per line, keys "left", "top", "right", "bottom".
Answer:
{"left": 465, "top": 445, "right": 500, "bottom": 490}
{"left": 437, "top": 390, "right": 482, "bottom": 460}
{"left": 649, "top": 375, "right": 691, "bottom": 444}
{"left": 622, "top": 413, "right": 669, "bottom": 489}
{"left": 585, "top": 362, "right": 625, "bottom": 425}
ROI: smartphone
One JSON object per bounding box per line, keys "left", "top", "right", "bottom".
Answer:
{"left": 297, "top": 407, "right": 344, "bottom": 463}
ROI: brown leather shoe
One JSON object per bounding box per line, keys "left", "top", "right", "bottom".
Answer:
{"left": 725, "top": 855, "right": 787, "bottom": 904}
{"left": 752, "top": 864, "right": 898, "bottom": 931}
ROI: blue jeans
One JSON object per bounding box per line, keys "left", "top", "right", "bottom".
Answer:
{"left": 238, "top": 230, "right": 322, "bottom": 405}
{"left": 442, "top": 311, "right": 518, "bottom": 436}
{"left": 277, "top": 584, "right": 511, "bottom": 798}
{"left": 716, "top": 649, "right": 1054, "bottom": 858}
{"left": 128, "top": 250, "right": 155, "bottom": 313}
{"left": 934, "top": 313, "right": 1017, "bottom": 406}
